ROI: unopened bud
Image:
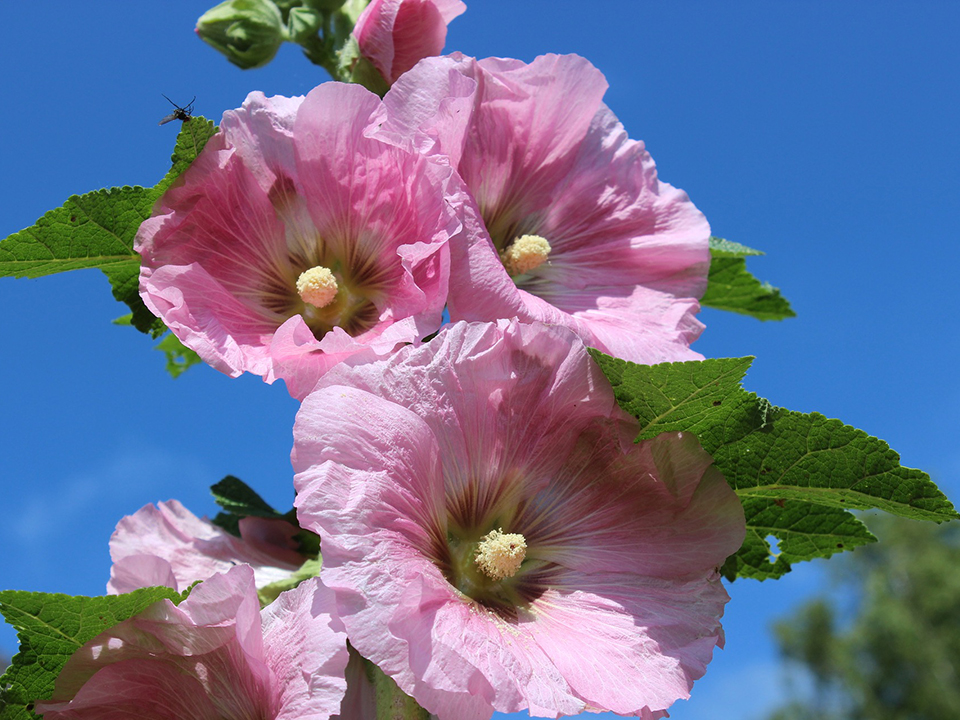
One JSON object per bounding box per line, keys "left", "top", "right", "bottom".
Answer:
{"left": 196, "top": 0, "right": 285, "bottom": 69}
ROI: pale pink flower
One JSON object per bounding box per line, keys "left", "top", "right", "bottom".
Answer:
{"left": 108, "top": 500, "right": 307, "bottom": 595}
{"left": 137, "top": 83, "right": 466, "bottom": 399}
{"left": 381, "top": 54, "right": 712, "bottom": 365}
{"left": 354, "top": 0, "right": 466, "bottom": 85}
{"left": 36, "top": 566, "right": 349, "bottom": 720}
{"left": 293, "top": 320, "right": 745, "bottom": 719}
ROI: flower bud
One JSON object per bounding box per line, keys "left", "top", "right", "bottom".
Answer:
{"left": 286, "top": 5, "right": 324, "bottom": 42}
{"left": 196, "top": 0, "right": 286, "bottom": 69}
{"left": 353, "top": 0, "right": 466, "bottom": 85}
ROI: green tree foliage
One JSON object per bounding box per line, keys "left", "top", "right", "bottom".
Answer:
{"left": 768, "top": 515, "right": 960, "bottom": 720}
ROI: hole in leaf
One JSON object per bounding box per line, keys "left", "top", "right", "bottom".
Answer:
{"left": 765, "top": 534, "right": 781, "bottom": 563}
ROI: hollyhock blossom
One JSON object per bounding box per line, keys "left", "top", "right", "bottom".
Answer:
{"left": 35, "top": 566, "right": 349, "bottom": 720}
{"left": 107, "top": 500, "right": 308, "bottom": 596}
{"left": 354, "top": 0, "right": 466, "bottom": 85}
{"left": 137, "top": 82, "right": 466, "bottom": 399}
{"left": 381, "top": 53, "right": 712, "bottom": 364}
{"left": 293, "top": 320, "right": 746, "bottom": 719}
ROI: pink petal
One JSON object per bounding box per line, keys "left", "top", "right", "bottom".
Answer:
{"left": 292, "top": 321, "right": 744, "bottom": 718}
{"left": 39, "top": 567, "right": 349, "bottom": 720}
{"left": 138, "top": 84, "right": 461, "bottom": 396}
{"left": 382, "top": 54, "right": 711, "bottom": 364}
{"left": 262, "top": 579, "right": 350, "bottom": 720}
{"left": 107, "top": 500, "right": 302, "bottom": 595}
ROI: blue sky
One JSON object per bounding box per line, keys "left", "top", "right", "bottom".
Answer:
{"left": 1, "top": 2, "right": 958, "bottom": 719}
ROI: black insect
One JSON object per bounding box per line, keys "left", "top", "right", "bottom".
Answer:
{"left": 158, "top": 95, "right": 195, "bottom": 125}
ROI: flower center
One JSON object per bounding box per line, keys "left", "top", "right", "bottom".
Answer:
{"left": 296, "top": 266, "right": 339, "bottom": 308}
{"left": 475, "top": 528, "right": 527, "bottom": 580}
{"left": 500, "top": 234, "right": 551, "bottom": 276}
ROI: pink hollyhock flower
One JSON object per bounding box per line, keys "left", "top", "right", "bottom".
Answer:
{"left": 108, "top": 500, "right": 307, "bottom": 595}
{"left": 381, "top": 53, "right": 712, "bottom": 365}
{"left": 293, "top": 320, "right": 746, "bottom": 719}
{"left": 35, "top": 566, "right": 349, "bottom": 720}
{"left": 136, "top": 82, "right": 466, "bottom": 399}
{"left": 354, "top": 0, "right": 466, "bottom": 85}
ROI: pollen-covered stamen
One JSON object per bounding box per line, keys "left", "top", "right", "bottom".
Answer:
{"left": 500, "top": 234, "right": 551, "bottom": 276}
{"left": 475, "top": 528, "right": 527, "bottom": 581}
{"left": 296, "top": 266, "right": 339, "bottom": 308}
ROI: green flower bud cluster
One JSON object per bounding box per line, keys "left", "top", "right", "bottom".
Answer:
{"left": 196, "top": 0, "right": 369, "bottom": 74}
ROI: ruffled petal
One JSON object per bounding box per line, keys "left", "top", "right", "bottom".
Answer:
{"left": 107, "top": 500, "right": 302, "bottom": 594}
{"left": 262, "top": 578, "right": 350, "bottom": 720}
{"left": 293, "top": 321, "right": 743, "bottom": 718}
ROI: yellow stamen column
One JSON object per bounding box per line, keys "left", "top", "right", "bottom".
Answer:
{"left": 501, "top": 234, "right": 552, "bottom": 276}
{"left": 296, "top": 266, "right": 339, "bottom": 308}
{"left": 475, "top": 528, "right": 527, "bottom": 581}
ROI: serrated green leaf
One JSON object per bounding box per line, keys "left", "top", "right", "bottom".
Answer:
{"left": 702, "top": 236, "right": 795, "bottom": 321}
{"left": 154, "top": 332, "right": 203, "bottom": 379}
{"left": 113, "top": 316, "right": 202, "bottom": 375}
{"left": 722, "top": 499, "right": 877, "bottom": 581}
{"left": 155, "top": 117, "right": 218, "bottom": 195}
{"left": 708, "top": 236, "right": 765, "bottom": 257}
{"left": 0, "top": 587, "right": 182, "bottom": 719}
{"left": 0, "top": 187, "right": 149, "bottom": 279}
{"left": 589, "top": 351, "right": 959, "bottom": 580}
{"left": 210, "top": 475, "right": 284, "bottom": 519}
{"left": 209, "top": 479, "right": 321, "bottom": 559}
{"left": 0, "top": 118, "right": 217, "bottom": 337}
{"left": 211, "top": 511, "right": 243, "bottom": 538}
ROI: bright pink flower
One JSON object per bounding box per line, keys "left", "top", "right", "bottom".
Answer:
{"left": 293, "top": 320, "right": 745, "bottom": 719}
{"left": 381, "top": 54, "right": 712, "bottom": 365}
{"left": 108, "top": 500, "right": 306, "bottom": 595}
{"left": 36, "top": 567, "right": 349, "bottom": 720}
{"left": 354, "top": 0, "right": 466, "bottom": 85}
{"left": 137, "top": 83, "right": 465, "bottom": 399}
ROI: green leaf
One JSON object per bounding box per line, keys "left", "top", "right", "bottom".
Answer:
{"left": 209, "top": 477, "right": 321, "bottom": 558}
{"left": 702, "top": 236, "right": 796, "bottom": 321}
{"left": 113, "top": 315, "right": 203, "bottom": 378}
{"left": 722, "top": 499, "right": 877, "bottom": 581}
{"left": 210, "top": 475, "right": 284, "bottom": 519}
{"left": 257, "top": 558, "right": 322, "bottom": 606}
{"left": 0, "top": 587, "right": 182, "bottom": 720}
{"left": 0, "top": 186, "right": 162, "bottom": 335}
{"left": 589, "top": 351, "right": 959, "bottom": 580}
{"left": 708, "top": 237, "right": 765, "bottom": 257}
{"left": 0, "top": 118, "right": 218, "bottom": 337}
{"left": 155, "top": 118, "right": 218, "bottom": 196}
{"left": 154, "top": 332, "right": 203, "bottom": 379}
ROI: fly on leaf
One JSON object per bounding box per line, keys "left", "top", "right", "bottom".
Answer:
{"left": 159, "top": 95, "right": 195, "bottom": 125}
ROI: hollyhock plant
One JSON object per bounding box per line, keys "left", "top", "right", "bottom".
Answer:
{"left": 293, "top": 320, "right": 746, "bottom": 719}
{"left": 381, "top": 53, "right": 712, "bottom": 365}
{"left": 354, "top": 0, "right": 467, "bottom": 85}
{"left": 107, "top": 500, "right": 308, "bottom": 597}
{"left": 136, "top": 81, "right": 467, "bottom": 399}
{"left": 35, "top": 566, "right": 349, "bottom": 720}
